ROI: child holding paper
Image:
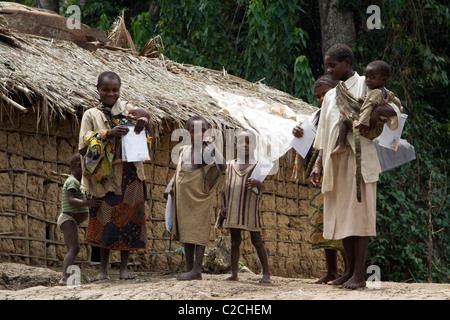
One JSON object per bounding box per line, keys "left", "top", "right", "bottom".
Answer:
{"left": 219, "top": 129, "right": 270, "bottom": 283}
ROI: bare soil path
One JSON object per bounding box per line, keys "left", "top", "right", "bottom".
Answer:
{"left": 0, "top": 263, "right": 449, "bottom": 300}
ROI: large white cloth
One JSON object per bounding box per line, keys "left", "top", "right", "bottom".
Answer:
{"left": 206, "top": 85, "right": 313, "bottom": 163}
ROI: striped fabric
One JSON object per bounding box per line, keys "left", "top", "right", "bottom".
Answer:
{"left": 60, "top": 175, "right": 88, "bottom": 214}
{"left": 223, "top": 160, "right": 262, "bottom": 231}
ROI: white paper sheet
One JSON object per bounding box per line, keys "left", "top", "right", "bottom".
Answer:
{"left": 378, "top": 114, "right": 408, "bottom": 151}
{"left": 290, "top": 119, "right": 316, "bottom": 158}
{"left": 165, "top": 194, "right": 172, "bottom": 232}
{"left": 250, "top": 157, "right": 275, "bottom": 182}
{"left": 121, "top": 126, "right": 151, "bottom": 162}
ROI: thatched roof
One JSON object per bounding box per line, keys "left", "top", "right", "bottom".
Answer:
{"left": 0, "top": 2, "right": 316, "bottom": 135}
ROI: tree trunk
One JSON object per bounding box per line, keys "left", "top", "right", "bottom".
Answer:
{"left": 318, "top": 0, "right": 356, "bottom": 59}
{"left": 35, "top": 0, "right": 60, "bottom": 13}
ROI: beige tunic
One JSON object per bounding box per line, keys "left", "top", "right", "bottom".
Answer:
{"left": 359, "top": 88, "right": 402, "bottom": 127}
{"left": 314, "top": 72, "right": 402, "bottom": 239}
{"left": 222, "top": 160, "right": 261, "bottom": 232}
{"left": 171, "top": 147, "right": 221, "bottom": 246}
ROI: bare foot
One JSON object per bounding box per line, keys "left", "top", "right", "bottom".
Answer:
{"left": 176, "top": 270, "right": 202, "bottom": 281}
{"left": 330, "top": 144, "right": 349, "bottom": 156}
{"left": 59, "top": 278, "right": 67, "bottom": 286}
{"left": 312, "top": 273, "right": 338, "bottom": 284}
{"left": 327, "top": 272, "right": 351, "bottom": 285}
{"left": 259, "top": 273, "right": 271, "bottom": 283}
{"left": 120, "top": 271, "right": 136, "bottom": 280}
{"left": 342, "top": 276, "right": 366, "bottom": 290}
{"left": 112, "top": 158, "right": 122, "bottom": 165}
{"left": 224, "top": 275, "right": 238, "bottom": 281}
{"left": 91, "top": 272, "right": 110, "bottom": 282}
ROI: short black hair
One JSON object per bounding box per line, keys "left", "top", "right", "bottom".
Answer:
{"left": 69, "top": 153, "right": 82, "bottom": 171}
{"left": 97, "top": 71, "right": 121, "bottom": 87}
{"left": 313, "top": 75, "right": 338, "bottom": 90}
{"left": 185, "top": 115, "right": 209, "bottom": 131}
{"left": 325, "top": 44, "right": 354, "bottom": 66}
{"left": 367, "top": 60, "right": 391, "bottom": 78}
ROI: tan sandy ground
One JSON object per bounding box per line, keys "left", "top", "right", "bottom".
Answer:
{"left": 0, "top": 263, "right": 449, "bottom": 300}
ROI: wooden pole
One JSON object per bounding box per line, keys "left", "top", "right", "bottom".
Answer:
{"left": 427, "top": 170, "right": 434, "bottom": 283}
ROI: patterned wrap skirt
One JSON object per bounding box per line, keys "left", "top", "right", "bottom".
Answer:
{"left": 86, "top": 163, "right": 150, "bottom": 250}
{"left": 308, "top": 184, "right": 344, "bottom": 251}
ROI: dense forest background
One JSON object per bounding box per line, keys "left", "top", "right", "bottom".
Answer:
{"left": 15, "top": 0, "right": 449, "bottom": 283}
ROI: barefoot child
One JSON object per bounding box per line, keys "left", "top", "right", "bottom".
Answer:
{"left": 218, "top": 129, "right": 270, "bottom": 283}
{"left": 331, "top": 60, "right": 402, "bottom": 156}
{"left": 165, "top": 115, "right": 227, "bottom": 280}
{"left": 57, "top": 154, "right": 100, "bottom": 286}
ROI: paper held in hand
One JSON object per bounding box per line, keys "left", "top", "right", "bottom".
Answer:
{"left": 250, "top": 157, "right": 275, "bottom": 182}
{"left": 121, "top": 125, "right": 151, "bottom": 162}
{"left": 290, "top": 119, "right": 316, "bottom": 158}
{"left": 249, "top": 157, "right": 275, "bottom": 194}
{"left": 377, "top": 114, "right": 408, "bottom": 151}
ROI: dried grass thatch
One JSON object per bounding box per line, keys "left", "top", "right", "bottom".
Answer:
{"left": 0, "top": 4, "right": 316, "bottom": 137}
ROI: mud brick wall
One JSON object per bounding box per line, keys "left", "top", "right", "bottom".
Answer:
{"left": 0, "top": 110, "right": 82, "bottom": 265}
{"left": 0, "top": 111, "right": 329, "bottom": 278}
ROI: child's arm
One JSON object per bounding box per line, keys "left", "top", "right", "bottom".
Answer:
{"left": 364, "top": 103, "right": 397, "bottom": 133}
{"left": 129, "top": 107, "right": 152, "bottom": 134}
{"left": 218, "top": 183, "right": 227, "bottom": 223}
{"left": 246, "top": 178, "right": 265, "bottom": 193}
{"left": 205, "top": 141, "right": 227, "bottom": 171}
{"left": 67, "top": 189, "right": 101, "bottom": 208}
{"left": 310, "top": 149, "right": 323, "bottom": 187}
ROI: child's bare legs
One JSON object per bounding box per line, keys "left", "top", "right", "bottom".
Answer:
{"left": 119, "top": 250, "right": 135, "bottom": 280}
{"left": 313, "top": 249, "right": 339, "bottom": 284}
{"left": 92, "top": 248, "right": 110, "bottom": 281}
{"left": 250, "top": 231, "right": 270, "bottom": 283}
{"left": 342, "top": 236, "right": 368, "bottom": 289}
{"left": 225, "top": 228, "right": 241, "bottom": 281}
{"left": 177, "top": 243, "right": 204, "bottom": 280}
{"left": 331, "top": 119, "right": 351, "bottom": 156}
{"left": 328, "top": 236, "right": 367, "bottom": 289}
{"left": 59, "top": 220, "right": 80, "bottom": 286}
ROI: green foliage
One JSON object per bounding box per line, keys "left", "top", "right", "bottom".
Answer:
{"left": 293, "top": 55, "right": 316, "bottom": 105}
{"left": 131, "top": 12, "right": 153, "bottom": 51}
{"left": 154, "top": 0, "right": 315, "bottom": 103}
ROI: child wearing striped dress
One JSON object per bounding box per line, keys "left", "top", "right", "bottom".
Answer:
{"left": 219, "top": 129, "right": 270, "bottom": 283}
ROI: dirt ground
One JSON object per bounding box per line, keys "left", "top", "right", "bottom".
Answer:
{"left": 0, "top": 263, "right": 449, "bottom": 301}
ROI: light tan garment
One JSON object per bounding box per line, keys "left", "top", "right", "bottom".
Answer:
{"left": 314, "top": 72, "right": 401, "bottom": 193}
{"left": 78, "top": 99, "right": 146, "bottom": 197}
{"left": 171, "top": 147, "right": 221, "bottom": 246}
{"left": 314, "top": 72, "right": 401, "bottom": 240}
{"left": 222, "top": 160, "right": 261, "bottom": 232}
{"left": 359, "top": 88, "right": 402, "bottom": 127}
{"left": 323, "top": 148, "right": 377, "bottom": 239}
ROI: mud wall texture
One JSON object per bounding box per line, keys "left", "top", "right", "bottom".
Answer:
{"left": 0, "top": 111, "right": 329, "bottom": 278}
